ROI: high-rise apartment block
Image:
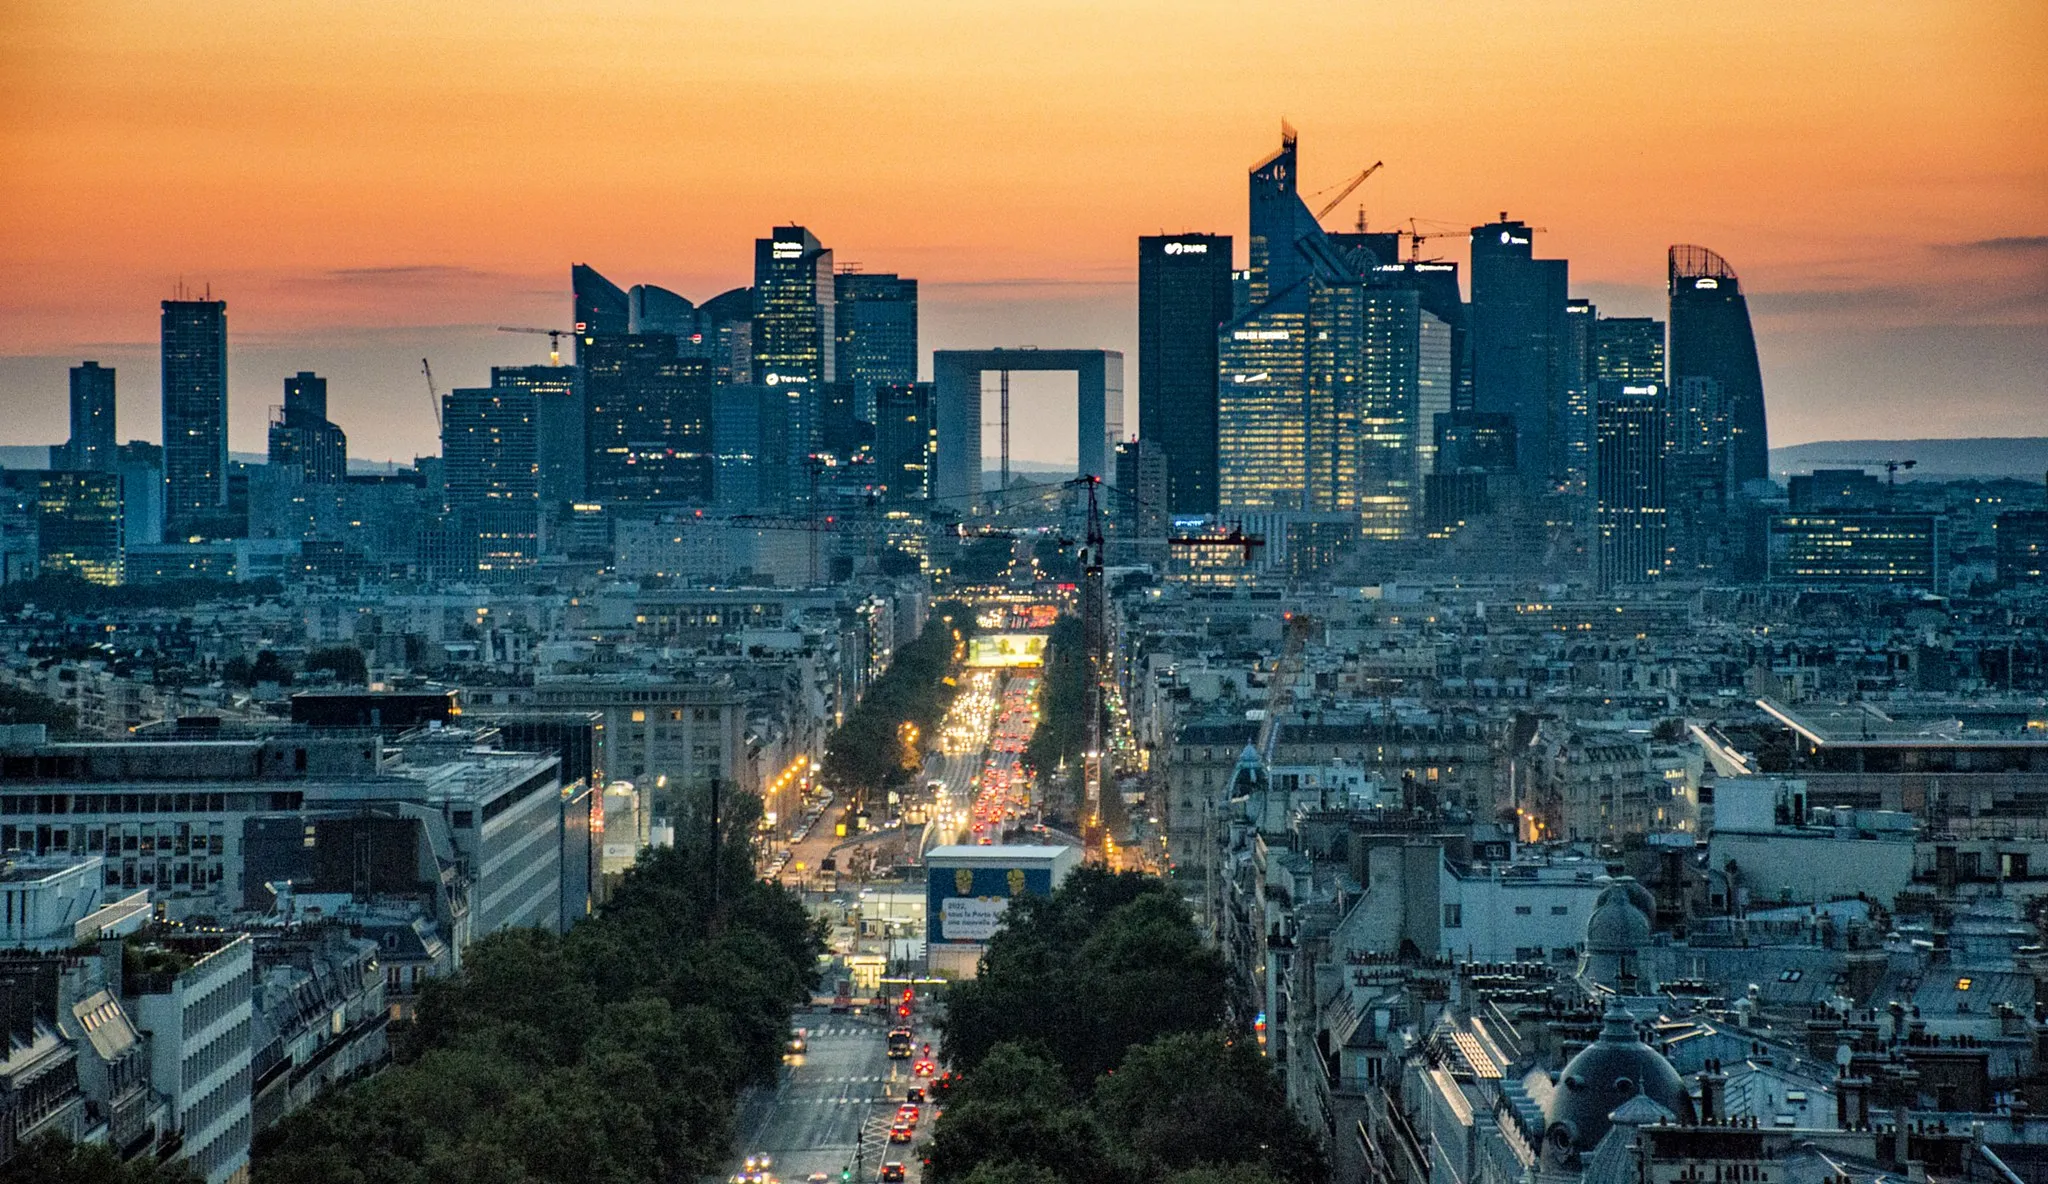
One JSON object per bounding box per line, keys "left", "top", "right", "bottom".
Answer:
{"left": 267, "top": 371, "right": 347, "bottom": 485}
{"left": 66, "top": 361, "right": 118, "bottom": 472}
{"left": 161, "top": 298, "right": 229, "bottom": 541}
{"left": 1138, "top": 234, "right": 1234, "bottom": 514}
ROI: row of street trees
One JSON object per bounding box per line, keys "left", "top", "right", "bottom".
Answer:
{"left": 929, "top": 868, "right": 1325, "bottom": 1184}
{"left": 820, "top": 603, "right": 975, "bottom": 803}
{"left": 253, "top": 785, "right": 822, "bottom": 1184}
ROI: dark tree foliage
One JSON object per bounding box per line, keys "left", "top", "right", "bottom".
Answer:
{"left": 928, "top": 870, "right": 1326, "bottom": 1184}
{"left": 305, "top": 645, "right": 369, "bottom": 685}
{"left": 0, "top": 1134, "right": 200, "bottom": 1184}
{"left": 0, "top": 684, "right": 76, "bottom": 734}
{"left": 0, "top": 573, "right": 282, "bottom": 613}
{"left": 819, "top": 605, "right": 976, "bottom": 798}
{"left": 252, "top": 791, "right": 824, "bottom": 1184}
{"left": 941, "top": 867, "right": 1226, "bottom": 1086}
{"left": 1020, "top": 615, "right": 1085, "bottom": 780}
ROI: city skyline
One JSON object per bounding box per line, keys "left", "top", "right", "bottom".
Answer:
{"left": 3, "top": 3, "right": 2042, "bottom": 464}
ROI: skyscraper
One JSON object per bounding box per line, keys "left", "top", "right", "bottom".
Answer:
{"left": 582, "top": 334, "right": 713, "bottom": 504}
{"left": 441, "top": 386, "right": 540, "bottom": 576}
{"left": 1594, "top": 386, "right": 1668, "bottom": 589}
{"left": 1668, "top": 245, "right": 1767, "bottom": 488}
{"left": 628, "top": 284, "right": 695, "bottom": 336}
{"left": 753, "top": 227, "right": 835, "bottom": 390}
{"left": 572, "top": 264, "right": 629, "bottom": 364}
{"left": 1220, "top": 128, "right": 1363, "bottom": 514}
{"left": 267, "top": 371, "right": 348, "bottom": 484}
{"left": 1469, "top": 218, "right": 1570, "bottom": 485}
{"left": 1593, "top": 316, "right": 1666, "bottom": 387}
{"left": 160, "top": 297, "right": 229, "bottom": 541}
{"left": 872, "top": 382, "right": 936, "bottom": 505}
{"left": 1562, "top": 299, "right": 1597, "bottom": 494}
{"left": 1298, "top": 283, "right": 1450, "bottom": 536}
{"left": 492, "top": 365, "right": 583, "bottom": 507}
{"left": 1138, "top": 233, "right": 1233, "bottom": 514}
{"left": 834, "top": 272, "right": 918, "bottom": 423}
{"left": 66, "top": 361, "right": 117, "bottom": 472}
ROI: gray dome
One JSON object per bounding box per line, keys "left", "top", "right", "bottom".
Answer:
{"left": 1585, "top": 893, "right": 1652, "bottom": 954}
{"left": 1596, "top": 876, "right": 1656, "bottom": 919}
{"left": 1541, "top": 1002, "right": 1694, "bottom": 1152}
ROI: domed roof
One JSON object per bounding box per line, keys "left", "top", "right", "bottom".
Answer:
{"left": 1596, "top": 876, "right": 1656, "bottom": 918}
{"left": 1540, "top": 1001, "right": 1693, "bottom": 1152}
{"left": 1585, "top": 893, "right": 1652, "bottom": 954}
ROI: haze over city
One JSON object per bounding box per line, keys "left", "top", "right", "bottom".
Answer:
{"left": 3, "top": 1, "right": 2044, "bottom": 463}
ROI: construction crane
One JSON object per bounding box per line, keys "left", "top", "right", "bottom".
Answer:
{"left": 1314, "top": 161, "right": 1383, "bottom": 222}
{"left": 420, "top": 359, "right": 442, "bottom": 431}
{"left": 1402, "top": 218, "right": 1462, "bottom": 262}
{"left": 1255, "top": 612, "right": 1316, "bottom": 770}
{"left": 496, "top": 326, "right": 575, "bottom": 366}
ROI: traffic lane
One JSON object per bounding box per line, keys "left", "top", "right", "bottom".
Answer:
{"left": 729, "top": 1016, "right": 911, "bottom": 1181}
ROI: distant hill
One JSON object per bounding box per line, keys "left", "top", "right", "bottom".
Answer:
{"left": 1771, "top": 438, "right": 2048, "bottom": 482}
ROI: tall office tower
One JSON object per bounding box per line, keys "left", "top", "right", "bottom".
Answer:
{"left": 753, "top": 226, "right": 835, "bottom": 391}
{"left": 267, "top": 371, "right": 348, "bottom": 484}
{"left": 711, "top": 385, "right": 790, "bottom": 513}
{"left": 817, "top": 381, "right": 870, "bottom": 462}
{"left": 1594, "top": 387, "right": 1668, "bottom": 590}
{"left": 1593, "top": 316, "right": 1665, "bottom": 386}
{"left": 492, "top": 365, "right": 583, "bottom": 507}
{"left": 1301, "top": 284, "right": 1450, "bottom": 536}
{"left": 1218, "top": 298, "right": 1308, "bottom": 510}
{"left": 1371, "top": 260, "right": 1468, "bottom": 419}
{"left": 834, "top": 272, "right": 918, "bottom": 423}
{"left": 1668, "top": 245, "right": 1767, "bottom": 488}
{"left": 440, "top": 386, "right": 540, "bottom": 575}
{"left": 1138, "top": 233, "right": 1233, "bottom": 514}
{"left": 1220, "top": 127, "right": 1364, "bottom": 513}
{"left": 1469, "top": 217, "right": 1570, "bottom": 485}
{"left": 160, "top": 297, "right": 229, "bottom": 541}
{"left": 697, "top": 286, "right": 755, "bottom": 386}
{"left": 872, "top": 382, "right": 936, "bottom": 505}
{"left": 66, "top": 361, "right": 117, "bottom": 472}
{"left": 582, "top": 334, "right": 713, "bottom": 505}
{"left": 628, "top": 284, "right": 695, "bottom": 336}
{"left": 1112, "top": 438, "right": 1170, "bottom": 564}
{"left": 1561, "top": 299, "right": 1597, "bottom": 493}
{"left": 572, "top": 264, "right": 629, "bottom": 364}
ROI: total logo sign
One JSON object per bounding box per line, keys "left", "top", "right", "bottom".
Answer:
{"left": 1162, "top": 242, "right": 1209, "bottom": 255}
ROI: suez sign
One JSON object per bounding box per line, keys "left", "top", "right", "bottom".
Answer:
{"left": 1160, "top": 241, "right": 1210, "bottom": 255}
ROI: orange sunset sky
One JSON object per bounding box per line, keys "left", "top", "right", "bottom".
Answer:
{"left": 2, "top": 1, "right": 2044, "bottom": 466}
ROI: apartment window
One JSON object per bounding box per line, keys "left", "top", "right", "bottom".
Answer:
{"left": 630, "top": 709, "right": 646, "bottom": 723}
{"left": 1551, "top": 905, "right": 1569, "bottom": 916}
{"left": 1442, "top": 904, "right": 1462, "bottom": 929}
{"left": 1514, "top": 905, "right": 1532, "bottom": 916}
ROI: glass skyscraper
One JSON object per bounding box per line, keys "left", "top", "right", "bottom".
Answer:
{"left": 440, "top": 386, "right": 540, "bottom": 577}
{"left": 492, "top": 365, "right": 582, "bottom": 507}
{"left": 1469, "top": 218, "right": 1570, "bottom": 486}
{"left": 160, "top": 297, "right": 229, "bottom": 542}
{"left": 581, "top": 334, "right": 713, "bottom": 505}
{"left": 834, "top": 272, "right": 918, "bottom": 424}
{"left": 872, "top": 382, "right": 936, "bottom": 505}
{"left": 1138, "top": 233, "right": 1233, "bottom": 514}
{"left": 267, "top": 371, "right": 348, "bottom": 485}
{"left": 66, "top": 361, "right": 117, "bottom": 472}
{"left": 572, "top": 264, "right": 629, "bottom": 364}
{"left": 1594, "top": 386, "right": 1668, "bottom": 589}
{"left": 1669, "top": 245, "right": 1767, "bottom": 488}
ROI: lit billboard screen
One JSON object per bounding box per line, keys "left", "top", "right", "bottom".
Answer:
{"left": 966, "top": 633, "right": 1047, "bottom": 668}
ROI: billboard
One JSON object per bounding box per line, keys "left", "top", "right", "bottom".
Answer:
{"left": 966, "top": 633, "right": 1048, "bottom": 668}
{"left": 925, "top": 861, "right": 1055, "bottom": 944}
